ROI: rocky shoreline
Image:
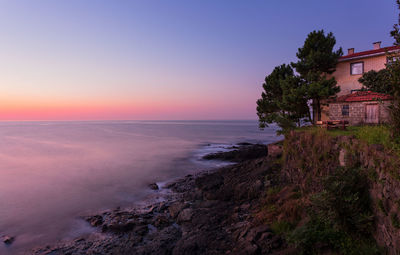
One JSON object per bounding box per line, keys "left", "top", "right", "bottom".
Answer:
{"left": 32, "top": 143, "right": 286, "bottom": 255}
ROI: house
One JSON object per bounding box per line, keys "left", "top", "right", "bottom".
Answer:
{"left": 320, "top": 42, "right": 400, "bottom": 125}
{"left": 328, "top": 91, "right": 392, "bottom": 125}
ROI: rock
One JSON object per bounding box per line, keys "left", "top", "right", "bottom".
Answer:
{"left": 3, "top": 235, "right": 15, "bottom": 245}
{"left": 133, "top": 224, "right": 149, "bottom": 236}
{"left": 202, "top": 144, "right": 268, "bottom": 162}
{"left": 154, "top": 215, "right": 170, "bottom": 229}
{"left": 31, "top": 141, "right": 287, "bottom": 255}
{"left": 197, "top": 200, "right": 219, "bottom": 208}
{"left": 87, "top": 215, "right": 103, "bottom": 227}
{"left": 148, "top": 183, "right": 159, "bottom": 190}
{"left": 248, "top": 179, "right": 263, "bottom": 199}
{"left": 245, "top": 225, "right": 271, "bottom": 242}
{"left": 237, "top": 142, "right": 253, "bottom": 146}
{"left": 267, "top": 142, "right": 283, "bottom": 158}
{"left": 177, "top": 208, "right": 193, "bottom": 223}
{"left": 169, "top": 202, "right": 186, "bottom": 218}
{"left": 106, "top": 220, "right": 136, "bottom": 233}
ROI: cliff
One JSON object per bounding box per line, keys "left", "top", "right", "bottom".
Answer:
{"left": 272, "top": 130, "right": 400, "bottom": 254}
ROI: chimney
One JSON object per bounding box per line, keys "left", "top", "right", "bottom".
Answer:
{"left": 373, "top": 41, "right": 381, "bottom": 50}
{"left": 348, "top": 48, "right": 354, "bottom": 55}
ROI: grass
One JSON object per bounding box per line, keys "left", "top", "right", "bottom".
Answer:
{"left": 299, "top": 125, "right": 400, "bottom": 156}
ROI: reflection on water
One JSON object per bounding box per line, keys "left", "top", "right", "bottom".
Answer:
{"left": 0, "top": 120, "right": 279, "bottom": 254}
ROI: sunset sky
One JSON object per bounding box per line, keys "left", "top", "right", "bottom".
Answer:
{"left": 0, "top": 0, "right": 397, "bottom": 120}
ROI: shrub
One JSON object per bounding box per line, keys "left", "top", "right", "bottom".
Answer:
{"left": 289, "top": 167, "right": 378, "bottom": 254}
{"left": 271, "top": 220, "right": 295, "bottom": 235}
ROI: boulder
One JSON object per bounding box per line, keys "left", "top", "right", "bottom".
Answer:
{"left": 148, "top": 183, "right": 159, "bottom": 190}
{"left": 86, "top": 215, "right": 103, "bottom": 227}
{"left": 3, "top": 235, "right": 15, "bottom": 245}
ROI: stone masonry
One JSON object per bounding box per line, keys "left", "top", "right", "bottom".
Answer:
{"left": 329, "top": 101, "right": 391, "bottom": 125}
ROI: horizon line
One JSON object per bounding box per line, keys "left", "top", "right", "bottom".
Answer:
{"left": 0, "top": 119, "right": 259, "bottom": 122}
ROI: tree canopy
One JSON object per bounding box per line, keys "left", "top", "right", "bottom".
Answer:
{"left": 358, "top": 69, "right": 393, "bottom": 94}
{"left": 256, "top": 64, "right": 309, "bottom": 134}
{"left": 257, "top": 30, "right": 342, "bottom": 133}
{"left": 292, "top": 30, "right": 343, "bottom": 123}
{"left": 293, "top": 30, "right": 343, "bottom": 76}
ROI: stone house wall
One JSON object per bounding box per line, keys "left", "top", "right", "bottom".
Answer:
{"left": 329, "top": 100, "right": 391, "bottom": 125}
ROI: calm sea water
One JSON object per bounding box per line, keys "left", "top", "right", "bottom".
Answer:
{"left": 0, "top": 120, "right": 280, "bottom": 254}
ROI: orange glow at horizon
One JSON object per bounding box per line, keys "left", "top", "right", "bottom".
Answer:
{"left": 0, "top": 97, "right": 255, "bottom": 120}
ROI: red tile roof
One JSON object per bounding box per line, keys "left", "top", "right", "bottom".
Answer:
{"left": 340, "top": 45, "right": 400, "bottom": 61}
{"left": 336, "top": 91, "right": 393, "bottom": 102}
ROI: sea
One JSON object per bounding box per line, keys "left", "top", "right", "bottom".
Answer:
{"left": 0, "top": 120, "right": 280, "bottom": 254}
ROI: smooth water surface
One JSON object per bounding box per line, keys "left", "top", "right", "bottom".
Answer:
{"left": 0, "top": 120, "right": 279, "bottom": 254}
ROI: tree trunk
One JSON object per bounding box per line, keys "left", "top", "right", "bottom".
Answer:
{"left": 316, "top": 99, "right": 321, "bottom": 122}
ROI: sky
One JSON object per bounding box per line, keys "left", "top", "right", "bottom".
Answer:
{"left": 0, "top": 0, "right": 398, "bottom": 120}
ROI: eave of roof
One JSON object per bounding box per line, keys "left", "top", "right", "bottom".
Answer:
{"left": 339, "top": 45, "right": 400, "bottom": 62}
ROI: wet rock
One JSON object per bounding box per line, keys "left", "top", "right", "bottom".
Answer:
{"left": 154, "top": 215, "right": 170, "bottom": 229}
{"left": 106, "top": 220, "right": 136, "bottom": 233}
{"left": 86, "top": 215, "right": 103, "bottom": 227}
{"left": 133, "top": 224, "right": 149, "bottom": 236}
{"left": 148, "top": 183, "right": 159, "bottom": 190}
{"left": 168, "top": 202, "right": 186, "bottom": 218}
{"left": 3, "top": 235, "right": 15, "bottom": 245}
{"left": 202, "top": 144, "right": 268, "bottom": 162}
{"left": 177, "top": 208, "right": 193, "bottom": 223}
{"left": 237, "top": 142, "right": 253, "bottom": 146}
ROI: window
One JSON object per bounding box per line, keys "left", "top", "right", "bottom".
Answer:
{"left": 387, "top": 56, "right": 400, "bottom": 65}
{"left": 350, "top": 62, "right": 363, "bottom": 75}
{"left": 342, "top": 105, "right": 349, "bottom": 116}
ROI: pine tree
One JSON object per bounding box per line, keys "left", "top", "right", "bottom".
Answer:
{"left": 256, "top": 64, "right": 309, "bottom": 134}
{"left": 292, "top": 30, "right": 343, "bottom": 123}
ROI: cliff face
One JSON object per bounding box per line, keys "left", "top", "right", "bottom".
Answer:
{"left": 282, "top": 130, "right": 400, "bottom": 254}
